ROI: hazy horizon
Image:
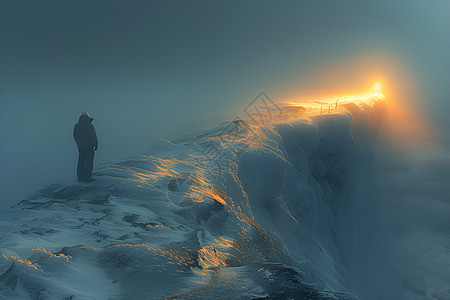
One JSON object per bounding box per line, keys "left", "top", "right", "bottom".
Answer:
{"left": 1, "top": 0, "right": 449, "bottom": 207}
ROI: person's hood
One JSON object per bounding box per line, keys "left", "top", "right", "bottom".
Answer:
{"left": 79, "top": 115, "right": 94, "bottom": 123}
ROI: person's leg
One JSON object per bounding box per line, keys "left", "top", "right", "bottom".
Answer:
{"left": 84, "top": 150, "right": 95, "bottom": 181}
{"left": 77, "top": 150, "right": 87, "bottom": 182}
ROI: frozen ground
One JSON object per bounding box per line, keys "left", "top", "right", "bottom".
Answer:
{"left": 0, "top": 98, "right": 433, "bottom": 299}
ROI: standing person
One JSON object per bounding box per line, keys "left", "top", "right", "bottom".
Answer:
{"left": 73, "top": 111, "right": 98, "bottom": 182}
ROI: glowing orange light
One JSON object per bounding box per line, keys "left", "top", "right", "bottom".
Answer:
{"left": 32, "top": 247, "right": 72, "bottom": 262}
{"left": 10, "top": 255, "right": 40, "bottom": 270}
{"left": 374, "top": 82, "right": 382, "bottom": 93}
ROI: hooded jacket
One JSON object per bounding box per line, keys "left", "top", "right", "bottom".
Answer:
{"left": 73, "top": 115, "right": 98, "bottom": 150}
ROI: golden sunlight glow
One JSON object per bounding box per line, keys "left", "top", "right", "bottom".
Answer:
{"left": 374, "top": 82, "right": 382, "bottom": 93}
{"left": 279, "top": 85, "right": 434, "bottom": 145}
{"left": 282, "top": 92, "right": 387, "bottom": 121}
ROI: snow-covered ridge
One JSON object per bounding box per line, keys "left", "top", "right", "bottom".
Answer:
{"left": 0, "top": 97, "right": 400, "bottom": 299}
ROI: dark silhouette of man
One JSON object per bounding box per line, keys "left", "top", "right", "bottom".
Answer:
{"left": 73, "top": 111, "right": 98, "bottom": 182}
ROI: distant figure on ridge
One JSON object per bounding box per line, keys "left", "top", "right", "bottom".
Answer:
{"left": 73, "top": 111, "right": 98, "bottom": 182}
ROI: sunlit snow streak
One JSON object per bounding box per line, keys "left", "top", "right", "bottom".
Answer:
{"left": 32, "top": 247, "right": 72, "bottom": 262}
{"left": 9, "top": 255, "right": 40, "bottom": 270}
{"left": 82, "top": 243, "right": 198, "bottom": 267}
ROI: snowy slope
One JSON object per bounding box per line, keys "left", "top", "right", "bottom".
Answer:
{"left": 0, "top": 100, "right": 401, "bottom": 299}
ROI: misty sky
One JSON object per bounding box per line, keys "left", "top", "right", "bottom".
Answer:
{"left": 1, "top": 0, "right": 449, "bottom": 207}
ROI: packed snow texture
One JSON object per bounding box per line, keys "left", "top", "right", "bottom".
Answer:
{"left": 0, "top": 105, "right": 403, "bottom": 299}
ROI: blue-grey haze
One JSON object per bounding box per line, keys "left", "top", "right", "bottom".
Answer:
{"left": 1, "top": 0, "right": 449, "bottom": 207}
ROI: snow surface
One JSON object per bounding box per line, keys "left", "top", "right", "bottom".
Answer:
{"left": 0, "top": 102, "right": 404, "bottom": 299}
{"left": 375, "top": 125, "right": 450, "bottom": 300}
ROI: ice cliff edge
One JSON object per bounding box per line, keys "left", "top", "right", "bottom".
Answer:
{"left": 0, "top": 102, "right": 401, "bottom": 299}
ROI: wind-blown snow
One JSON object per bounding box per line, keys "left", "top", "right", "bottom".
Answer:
{"left": 0, "top": 101, "right": 402, "bottom": 299}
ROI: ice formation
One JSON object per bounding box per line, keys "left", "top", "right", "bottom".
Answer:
{"left": 0, "top": 95, "right": 402, "bottom": 299}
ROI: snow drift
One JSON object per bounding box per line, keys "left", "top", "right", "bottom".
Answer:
{"left": 0, "top": 101, "right": 401, "bottom": 299}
